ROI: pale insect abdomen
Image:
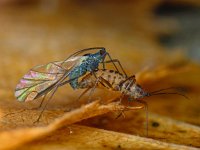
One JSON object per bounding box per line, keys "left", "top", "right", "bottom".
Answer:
{"left": 79, "top": 69, "right": 126, "bottom": 90}
{"left": 78, "top": 69, "right": 146, "bottom": 99}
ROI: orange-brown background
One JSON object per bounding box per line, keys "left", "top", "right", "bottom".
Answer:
{"left": 0, "top": 1, "right": 199, "bottom": 149}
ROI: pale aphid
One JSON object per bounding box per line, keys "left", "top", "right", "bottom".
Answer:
{"left": 78, "top": 69, "right": 188, "bottom": 136}
{"left": 78, "top": 69, "right": 188, "bottom": 100}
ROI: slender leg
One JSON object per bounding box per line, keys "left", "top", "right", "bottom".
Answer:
{"left": 115, "top": 110, "right": 125, "bottom": 119}
{"left": 3, "top": 93, "right": 49, "bottom": 118}
{"left": 31, "top": 75, "right": 79, "bottom": 122}
{"left": 125, "top": 79, "right": 134, "bottom": 91}
{"left": 4, "top": 93, "right": 48, "bottom": 118}
{"left": 30, "top": 94, "right": 47, "bottom": 110}
{"left": 102, "top": 58, "right": 105, "bottom": 70}
{"left": 59, "top": 77, "right": 79, "bottom": 87}
{"left": 115, "top": 104, "right": 144, "bottom": 119}
{"left": 99, "top": 76, "right": 114, "bottom": 90}
{"left": 37, "top": 94, "right": 46, "bottom": 109}
{"left": 118, "top": 78, "right": 133, "bottom": 103}
{"left": 135, "top": 100, "right": 149, "bottom": 137}
{"left": 76, "top": 87, "right": 91, "bottom": 102}
{"left": 102, "top": 57, "right": 127, "bottom": 77}
{"left": 34, "top": 85, "right": 59, "bottom": 123}
{"left": 87, "top": 75, "right": 101, "bottom": 103}
{"left": 86, "top": 71, "right": 117, "bottom": 103}
{"left": 105, "top": 53, "right": 120, "bottom": 73}
{"left": 118, "top": 75, "right": 135, "bottom": 87}
{"left": 115, "top": 95, "right": 125, "bottom": 119}
{"left": 119, "top": 94, "right": 125, "bottom": 103}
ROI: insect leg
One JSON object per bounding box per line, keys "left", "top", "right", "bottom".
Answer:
{"left": 115, "top": 109, "right": 125, "bottom": 119}
{"left": 115, "top": 104, "right": 144, "bottom": 119}
{"left": 115, "top": 94, "right": 125, "bottom": 119}
{"left": 135, "top": 100, "right": 149, "bottom": 137}
{"left": 37, "top": 94, "right": 47, "bottom": 108}
{"left": 119, "top": 94, "right": 124, "bottom": 103}
{"left": 91, "top": 71, "right": 108, "bottom": 88}
{"left": 34, "top": 85, "right": 59, "bottom": 123}
{"left": 86, "top": 71, "right": 113, "bottom": 103}
{"left": 3, "top": 93, "right": 49, "bottom": 118}
{"left": 116, "top": 80, "right": 138, "bottom": 119}
{"left": 58, "top": 77, "right": 79, "bottom": 87}
{"left": 126, "top": 80, "right": 134, "bottom": 91}
{"left": 118, "top": 75, "right": 135, "bottom": 87}
{"left": 76, "top": 87, "right": 91, "bottom": 102}
{"left": 102, "top": 59, "right": 127, "bottom": 77}
{"left": 118, "top": 78, "right": 134, "bottom": 101}
{"left": 30, "top": 94, "right": 47, "bottom": 110}
{"left": 102, "top": 53, "right": 119, "bottom": 72}
{"left": 87, "top": 75, "right": 102, "bottom": 103}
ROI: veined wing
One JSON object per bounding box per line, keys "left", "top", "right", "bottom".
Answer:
{"left": 61, "top": 47, "right": 105, "bottom": 66}
{"left": 15, "top": 56, "right": 83, "bottom": 102}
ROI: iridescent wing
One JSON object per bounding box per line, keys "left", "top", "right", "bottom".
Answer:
{"left": 15, "top": 56, "right": 82, "bottom": 102}
{"left": 61, "top": 47, "right": 105, "bottom": 67}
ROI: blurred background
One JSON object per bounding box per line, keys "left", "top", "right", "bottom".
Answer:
{"left": 0, "top": 0, "right": 200, "bottom": 73}
{"left": 0, "top": 1, "right": 200, "bottom": 107}
{"left": 0, "top": 0, "right": 200, "bottom": 147}
{"left": 0, "top": 1, "right": 197, "bottom": 73}
{"left": 1, "top": 0, "right": 200, "bottom": 101}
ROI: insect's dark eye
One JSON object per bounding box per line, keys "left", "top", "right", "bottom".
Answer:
{"left": 83, "top": 53, "right": 90, "bottom": 56}
{"left": 100, "top": 49, "right": 106, "bottom": 55}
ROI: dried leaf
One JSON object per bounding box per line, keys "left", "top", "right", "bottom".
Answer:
{"left": 18, "top": 125, "right": 199, "bottom": 150}
{"left": 0, "top": 100, "right": 144, "bottom": 150}
{"left": 0, "top": 1, "right": 200, "bottom": 149}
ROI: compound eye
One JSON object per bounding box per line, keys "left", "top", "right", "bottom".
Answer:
{"left": 100, "top": 49, "right": 106, "bottom": 55}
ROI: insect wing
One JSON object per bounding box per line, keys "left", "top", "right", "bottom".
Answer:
{"left": 61, "top": 47, "right": 105, "bottom": 67}
{"left": 15, "top": 58, "right": 81, "bottom": 102}
{"left": 61, "top": 56, "right": 84, "bottom": 69}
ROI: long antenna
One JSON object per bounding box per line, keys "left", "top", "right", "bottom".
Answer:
{"left": 149, "top": 92, "right": 190, "bottom": 100}
{"left": 150, "top": 87, "right": 182, "bottom": 94}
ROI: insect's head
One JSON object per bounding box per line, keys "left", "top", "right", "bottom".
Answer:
{"left": 91, "top": 48, "right": 107, "bottom": 62}
{"left": 129, "top": 86, "right": 189, "bottom": 101}
{"left": 129, "top": 84, "right": 149, "bottom": 99}
{"left": 98, "top": 48, "right": 107, "bottom": 60}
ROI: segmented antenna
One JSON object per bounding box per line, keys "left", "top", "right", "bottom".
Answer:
{"left": 149, "top": 92, "right": 189, "bottom": 100}
{"left": 146, "top": 87, "right": 189, "bottom": 100}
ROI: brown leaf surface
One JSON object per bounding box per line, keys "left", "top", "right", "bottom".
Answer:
{"left": 1, "top": 62, "right": 199, "bottom": 150}
{"left": 19, "top": 124, "right": 199, "bottom": 150}
{"left": 0, "top": 101, "right": 145, "bottom": 150}
{"left": 0, "top": 1, "right": 200, "bottom": 150}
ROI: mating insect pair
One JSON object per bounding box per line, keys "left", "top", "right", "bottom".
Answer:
{"left": 15, "top": 47, "right": 187, "bottom": 125}
{"left": 15, "top": 47, "right": 126, "bottom": 101}
{"left": 15, "top": 47, "right": 128, "bottom": 121}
